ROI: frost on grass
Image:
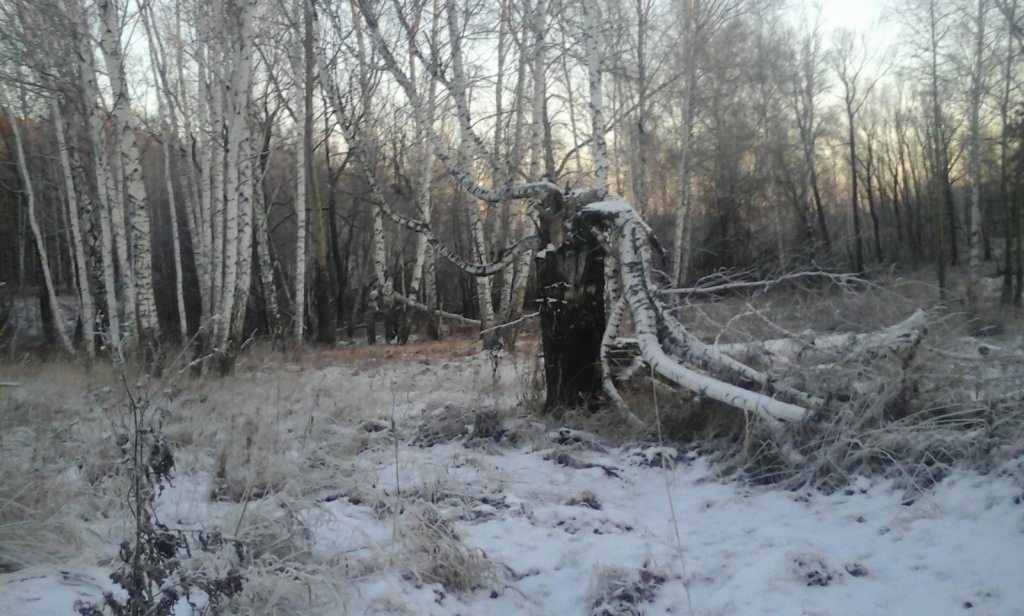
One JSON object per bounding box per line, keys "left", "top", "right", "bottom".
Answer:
{"left": 587, "top": 565, "right": 666, "bottom": 616}
{"left": 400, "top": 502, "right": 512, "bottom": 594}
{"left": 0, "top": 390, "right": 93, "bottom": 572}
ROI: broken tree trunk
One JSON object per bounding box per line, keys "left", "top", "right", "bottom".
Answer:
{"left": 574, "top": 199, "right": 814, "bottom": 427}
{"left": 536, "top": 189, "right": 607, "bottom": 411}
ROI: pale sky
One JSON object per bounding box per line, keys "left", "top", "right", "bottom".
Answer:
{"left": 819, "top": 0, "right": 884, "bottom": 31}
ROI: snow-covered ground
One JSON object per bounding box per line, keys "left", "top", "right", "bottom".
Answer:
{"left": 1, "top": 341, "right": 1022, "bottom": 615}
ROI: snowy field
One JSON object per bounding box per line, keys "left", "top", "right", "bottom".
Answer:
{"left": 1, "top": 332, "right": 1023, "bottom": 615}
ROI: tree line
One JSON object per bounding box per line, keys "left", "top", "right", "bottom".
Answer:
{"left": 0, "top": 0, "right": 1021, "bottom": 373}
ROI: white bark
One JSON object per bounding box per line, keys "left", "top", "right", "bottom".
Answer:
{"left": 671, "top": 0, "right": 698, "bottom": 286}
{"left": 98, "top": 0, "right": 159, "bottom": 346}
{"left": 253, "top": 149, "right": 281, "bottom": 334}
{"left": 580, "top": 1, "right": 608, "bottom": 195}
{"left": 350, "top": 0, "right": 393, "bottom": 336}
{"left": 195, "top": 18, "right": 216, "bottom": 332}
{"left": 408, "top": 12, "right": 438, "bottom": 309}
{"left": 711, "top": 310, "right": 930, "bottom": 371}
{"left": 502, "top": 21, "right": 534, "bottom": 328}
{"left": 140, "top": 0, "right": 188, "bottom": 342}
{"left": 219, "top": 0, "right": 257, "bottom": 350}
{"left": 203, "top": 11, "right": 227, "bottom": 334}
{"left": 445, "top": 0, "right": 495, "bottom": 335}
{"left": 75, "top": 7, "right": 121, "bottom": 354}
{"left": 529, "top": 0, "right": 548, "bottom": 179}
{"left": 53, "top": 99, "right": 96, "bottom": 357}
{"left": 107, "top": 136, "right": 137, "bottom": 343}
{"left": 294, "top": 87, "right": 308, "bottom": 344}
{"left": 582, "top": 199, "right": 812, "bottom": 425}
{"left": 966, "top": 0, "right": 988, "bottom": 315}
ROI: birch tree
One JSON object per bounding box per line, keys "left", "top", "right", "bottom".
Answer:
{"left": 966, "top": 0, "right": 991, "bottom": 317}
{"left": 97, "top": 0, "right": 161, "bottom": 361}
{"left": 445, "top": 0, "right": 497, "bottom": 345}
{"left": 139, "top": 0, "right": 188, "bottom": 342}
{"left": 54, "top": 98, "right": 96, "bottom": 356}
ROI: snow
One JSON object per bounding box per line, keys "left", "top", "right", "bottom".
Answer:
{"left": 582, "top": 199, "right": 634, "bottom": 215}
{"left": 2, "top": 348, "right": 1023, "bottom": 615}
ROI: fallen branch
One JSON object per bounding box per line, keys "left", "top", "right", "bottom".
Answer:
{"left": 586, "top": 201, "right": 813, "bottom": 426}
{"left": 391, "top": 292, "right": 481, "bottom": 326}
{"left": 478, "top": 312, "right": 539, "bottom": 336}
{"left": 659, "top": 270, "right": 863, "bottom": 296}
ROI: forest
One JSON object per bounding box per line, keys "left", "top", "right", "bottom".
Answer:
{"left": 0, "top": 0, "right": 1021, "bottom": 366}
{"left": 1, "top": 1, "right": 1024, "bottom": 614}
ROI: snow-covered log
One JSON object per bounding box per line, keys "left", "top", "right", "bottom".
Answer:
{"left": 712, "top": 309, "right": 929, "bottom": 371}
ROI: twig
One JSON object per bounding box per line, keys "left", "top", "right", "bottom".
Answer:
{"left": 659, "top": 270, "right": 863, "bottom": 296}
{"left": 478, "top": 312, "right": 539, "bottom": 336}
{"left": 391, "top": 291, "right": 481, "bottom": 326}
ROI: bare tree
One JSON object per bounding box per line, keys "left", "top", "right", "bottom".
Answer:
{"left": 966, "top": 0, "right": 991, "bottom": 316}
{"left": 98, "top": 0, "right": 161, "bottom": 363}
{"left": 832, "top": 29, "right": 880, "bottom": 274}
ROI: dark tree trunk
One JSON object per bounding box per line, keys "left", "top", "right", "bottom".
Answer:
{"left": 37, "top": 273, "right": 55, "bottom": 347}
{"left": 537, "top": 245, "right": 606, "bottom": 411}
{"left": 847, "top": 120, "right": 865, "bottom": 274}
{"left": 535, "top": 193, "right": 606, "bottom": 411}
{"left": 366, "top": 288, "right": 378, "bottom": 345}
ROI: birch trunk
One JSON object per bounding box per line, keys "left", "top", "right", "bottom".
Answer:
{"left": 218, "top": 0, "right": 257, "bottom": 363}
{"left": 293, "top": 78, "right": 308, "bottom": 344}
{"left": 501, "top": 12, "right": 533, "bottom": 343}
{"left": 529, "top": 0, "right": 548, "bottom": 181}
{"left": 195, "top": 19, "right": 217, "bottom": 337}
{"left": 445, "top": 0, "right": 495, "bottom": 343}
{"left": 580, "top": 2, "right": 609, "bottom": 196}
{"left": 140, "top": 0, "right": 188, "bottom": 342}
{"left": 1000, "top": 0, "right": 1019, "bottom": 303}
{"left": 403, "top": 10, "right": 439, "bottom": 342}
{"left": 350, "top": 0, "right": 392, "bottom": 343}
{"left": 72, "top": 0, "right": 123, "bottom": 356}
{"left": 204, "top": 13, "right": 227, "bottom": 340}
{"left": 54, "top": 99, "right": 96, "bottom": 357}
{"left": 306, "top": 0, "right": 335, "bottom": 344}
{"left": 106, "top": 131, "right": 137, "bottom": 345}
{"left": 98, "top": 0, "right": 160, "bottom": 360}
{"left": 966, "top": 0, "right": 988, "bottom": 317}
{"left": 253, "top": 164, "right": 281, "bottom": 336}
{"left": 672, "top": 0, "right": 698, "bottom": 286}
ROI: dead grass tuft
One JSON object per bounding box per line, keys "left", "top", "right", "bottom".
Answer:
{"left": 399, "top": 502, "right": 511, "bottom": 594}
{"left": 0, "top": 387, "right": 95, "bottom": 571}
{"left": 587, "top": 564, "right": 667, "bottom": 616}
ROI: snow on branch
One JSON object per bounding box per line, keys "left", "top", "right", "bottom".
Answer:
{"left": 578, "top": 199, "right": 814, "bottom": 426}
{"left": 659, "top": 270, "right": 865, "bottom": 296}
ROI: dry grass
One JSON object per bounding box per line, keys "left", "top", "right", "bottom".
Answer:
{"left": 398, "top": 502, "right": 511, "bottom": 594}
{"left": 2, "top": 268, "right": 1019, "bottom": 612}
{"left": 0, "top": 376, "right": 108, "bottom": 571}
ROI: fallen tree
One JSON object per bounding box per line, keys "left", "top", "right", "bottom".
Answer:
{"left": 313, "top": 0, "right": 943, "bottom": 428}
